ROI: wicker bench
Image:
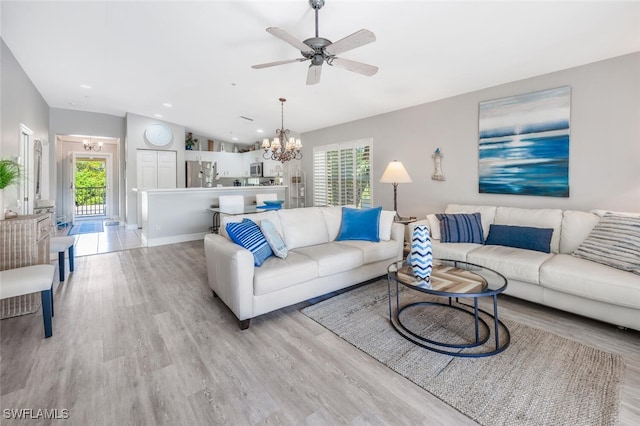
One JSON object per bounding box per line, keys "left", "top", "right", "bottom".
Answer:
{"left": 0, "top": 265, "right": 56, "bottom": 337}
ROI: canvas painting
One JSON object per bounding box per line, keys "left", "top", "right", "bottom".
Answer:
{"left": 478, "top": 86, "right": 570, "bottom": 197}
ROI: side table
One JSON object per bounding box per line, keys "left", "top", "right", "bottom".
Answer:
{"left": 394, "top": 217, "right": 416, "bottom": 256}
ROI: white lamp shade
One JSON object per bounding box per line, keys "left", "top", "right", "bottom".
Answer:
{"left": 380, "top": 161, "right": 412, "bottom": 184}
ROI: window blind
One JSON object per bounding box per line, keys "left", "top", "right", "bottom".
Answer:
{"left": 313, "top": 139, "right": 372, "bottom": 208}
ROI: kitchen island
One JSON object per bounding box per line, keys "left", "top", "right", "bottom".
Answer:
{"left": 137, "top": 186, "right": 288, "bottom": 247}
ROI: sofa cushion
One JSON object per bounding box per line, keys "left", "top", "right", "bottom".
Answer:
{"left": 571, "top": 214, "right": 640, "bottom": 275}
{"left": 294, "top": 243, "right": 364, "bottom": 277}
{"left": 260, "top": 219, "right": 288, "bottom": 259}
{"left": 253, "top": 252, "right": 319, "bottom": 296}
{"left": 485, "top": 224, "right": 553, "bottom": 253}
{"left": 494, "top": 207, "right": 563, "bottom": 253}
{"left": 466, "top": 245, "right": 553, "bottom": 285}
{"left": 560, "top": 210, "right": 600, "bottom": 254}
{"left": 379, "top": 210, "right": 396, "bottom": 241}
{"left": 436, "top": 213, "right": 484, "bottom": 243}
{"left": 445, "top": 204, "right": 497, "bottom": 240}
{"left": 431, "top": 241, "right": 481, "bottom": 262}
{"left": 278, "top": 207, "right": 329, "bottom": 249}
{"left": 336, "top": 239, "right": 399, "bottom": 265}
{"left": 337, "top": 206, "right": 382, "bottom": 242}
{"left": 541, "top": 254, "right": 640, "bottom": 310}
{"left": 320, "top": 206, "right": 346, "bottom": 241}
{"left": 226, "top": 219, "right": 273, "bottom": 267}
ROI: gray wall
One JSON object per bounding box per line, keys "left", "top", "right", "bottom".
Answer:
{"left": 300, "top": 52, "right": 640, "bottom": 216}
{"left": 49, "top": 108, "right": 126, "bottom": 221}
{"left": 1, "top": 38, "right": 50, "bottom": 210}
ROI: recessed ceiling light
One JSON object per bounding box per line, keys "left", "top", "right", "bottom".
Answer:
{"left": 80, "top": 84, "right": 91, "bottom": 89}
{"left": 154, "top": 114, "right": 163, "bottom": 118}
{"left": 257, "top": 129, "right": 264, "bottom": 133}
{"left": 162, "top": 103, "right": 172, "bottom": 108}
{"left": 232, "top": 137, "right": 239, "bottom": 141}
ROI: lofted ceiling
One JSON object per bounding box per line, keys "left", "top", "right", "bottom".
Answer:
{"left": 2, "top": 1, "right": 639, "bottom": 146}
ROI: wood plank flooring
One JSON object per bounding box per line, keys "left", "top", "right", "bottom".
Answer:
{"left": 1, "top": 241, "right": 638, "bottom": 425}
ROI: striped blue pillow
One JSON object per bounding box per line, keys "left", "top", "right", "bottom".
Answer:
{"left": 226, "top": 219, "right": 273, "bottom": 266}
{"left": 572, "top": 214, "right": 640, "bottom": 274}
{"left": 436, "top": 213, "right": 484, "bottom": 244}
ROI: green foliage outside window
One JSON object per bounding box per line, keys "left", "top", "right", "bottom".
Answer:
{"left": 75, "top": 160, "right": 106, "bottom": 206}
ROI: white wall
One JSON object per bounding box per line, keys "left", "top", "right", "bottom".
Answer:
{"left": 1, "top": 38, "right": 50, "bottom": 210}
{"left": 300, "top": 52, "right": 640, "bottom": 216}
{"left": 125, "top": 113, "right": 186, "bottom": 227}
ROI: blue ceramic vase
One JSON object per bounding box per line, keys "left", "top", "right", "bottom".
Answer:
{"left": 410, "top": 225, "right": 433, "bottom": 280}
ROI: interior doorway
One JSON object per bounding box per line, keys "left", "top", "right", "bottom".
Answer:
{"left": 69, "top": 151, "right": 114, "bottom": 224}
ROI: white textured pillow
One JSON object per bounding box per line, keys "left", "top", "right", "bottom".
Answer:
{"left": 260, "top": 219, "right": 288, "bottom": 259}
{"left": 426, "top": 214, "right": 441, "bottom": 240}
{"left": 379, "top": 210, "right": 395, "bottom": 241}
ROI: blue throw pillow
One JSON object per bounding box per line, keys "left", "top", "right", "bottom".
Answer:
{"left": 260, "top": 219, "right": 288, "bottom": 259}
{"left": 226, "top": 219, "right": 273, "bottom": 266}
{"left": 485, "top": 224, "right": 554, "bottom": 253}
{"left": 436, "top": 213, "right": 484, "bottom": 243}
{"left": 336, "top": 206, "right": 382, "bottom": 242}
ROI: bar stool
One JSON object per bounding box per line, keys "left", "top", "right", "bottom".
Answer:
{"left": 50, "top": 236, "right": 76, "bottom": 282}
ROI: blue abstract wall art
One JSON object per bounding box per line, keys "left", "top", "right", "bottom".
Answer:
{"left": 478, "top": 86, "right": 570, "bottom": 197}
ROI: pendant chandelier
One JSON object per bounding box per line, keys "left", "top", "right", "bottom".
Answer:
{"left": 83, "top": 138, "right": 103, "bottom": 152}
{"left": 261, "top": 98, "right": 302, "bottom": 163}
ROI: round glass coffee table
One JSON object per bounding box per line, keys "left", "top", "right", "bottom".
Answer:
{"left": 387, "top": 259, "right": 510, "bottom": 357}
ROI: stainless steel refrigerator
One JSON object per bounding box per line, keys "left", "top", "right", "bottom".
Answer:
{"left": 186, "top": 161, "right": 217, "bottom": 187}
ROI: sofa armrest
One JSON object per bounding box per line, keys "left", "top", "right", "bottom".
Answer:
{"left": 390, "top": 222, "right": 405, "bottom": 261}
{"left": 204, "top": 234, "right": 255, "bottom": 321}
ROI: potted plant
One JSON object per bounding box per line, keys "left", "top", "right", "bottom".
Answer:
{"left": 0, "top": 158, "right": 21, "bottom": 220}
{"left": 185, "top": 132, "right": 198, "bottom": 150}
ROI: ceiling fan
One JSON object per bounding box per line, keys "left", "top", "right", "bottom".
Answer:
{"left": 252, "top": 0, "right": 378, "bottom": 85}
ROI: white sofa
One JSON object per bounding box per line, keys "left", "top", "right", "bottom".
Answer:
{"left": 204, "top": 206, "right": 404, "bottom": 329}
{"left": 411, "top": 204, "right": 640, "bottom": 331}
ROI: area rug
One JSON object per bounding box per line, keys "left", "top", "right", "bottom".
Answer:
{"left": 67, "top": 221, "right": 104, "bottom": 235}
{"left": 301, "top": 280, "right": 623, "bottom": 426}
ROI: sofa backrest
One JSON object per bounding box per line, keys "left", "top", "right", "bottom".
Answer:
{"left": 445, "top": 204, "right": 497, "bottom": 241}
{"left": 277, "top": 207, "right": 330, "bottom": 249}
{"left": 494, "top": 207, "right": 563, "bottom": 253}
{"left": 559, "top": 210, "right": 600, "bottom": 254}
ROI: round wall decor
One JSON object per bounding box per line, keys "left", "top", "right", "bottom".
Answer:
{"left": 144, "top": 123, "right": 173, "bottom": 147}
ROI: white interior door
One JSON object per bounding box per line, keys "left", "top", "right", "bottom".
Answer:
{"left": 137, "top": 150, "right": 158, "bottom": 189}
{"left": 157, "top": 151, "right": 177, "bottom": 188}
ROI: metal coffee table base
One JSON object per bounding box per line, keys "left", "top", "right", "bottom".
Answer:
{"left": 388, "top": 280, "right": 510, "bottom": 358}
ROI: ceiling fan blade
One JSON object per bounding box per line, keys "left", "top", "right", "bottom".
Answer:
{"left": 324, "top": 29, "right": 376, "bottom": 56}
{"left": 252, "top": 58, "right": 307, "bottom": 69}
{"left": 330, "top": 57, "right": 378, "bottom": 76}
{"left": 306, "top": 64, "right": 322, "bottom": 85}
{"left": 266, "top": 27, "right": 312, "bottom": 53}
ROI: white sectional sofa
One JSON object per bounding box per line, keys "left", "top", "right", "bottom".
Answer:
{"left": 204, "top": 206, "right": 404, "bottom": 329}
{"left": 411, "top": 204, "right": 640, "bottom": 331}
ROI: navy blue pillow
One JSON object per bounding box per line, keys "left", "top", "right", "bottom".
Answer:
{"left": 485, "top": 224, "right": 553, "bottom": 253}
{"left": 226, "top": 218, "right": 273, "bottom": 266}
{"left": 436, "top": 213, "right": 484, "bottom": 243}
{"left": 336, "top": 206, "right": 382, "bottom": 242}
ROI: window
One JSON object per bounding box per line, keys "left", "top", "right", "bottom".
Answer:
{"left": 313, "top": 139, "right": 373, "bottom": 208}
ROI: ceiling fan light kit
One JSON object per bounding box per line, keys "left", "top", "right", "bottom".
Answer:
{"left": 252, "top": 0, "right": 378, "bottom": 85}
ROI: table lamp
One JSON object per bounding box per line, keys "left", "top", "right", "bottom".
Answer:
{"left": 380, "top": 160, "right": 412, "bottom": 220}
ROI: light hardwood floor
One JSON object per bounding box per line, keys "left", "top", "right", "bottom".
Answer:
{"left": 1, "top": 241, "right": 638, "bottom": 425}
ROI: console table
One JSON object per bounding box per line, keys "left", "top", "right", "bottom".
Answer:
{"left": 0, "top": 214, "right": 51, "bottom": 319}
